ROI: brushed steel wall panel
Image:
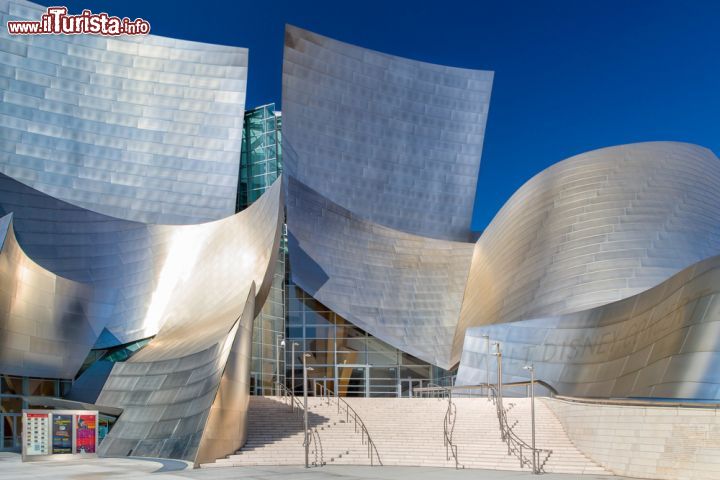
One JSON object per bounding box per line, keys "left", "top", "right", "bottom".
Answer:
{"left": 282, "top": 25, "right": 492, "bottom": 241}
{"left": 452, "top": 142, "right": 720, "bottom": 364}
{"left": 456, "top": 254, "right": 720, "bottom": 399}
{"left": 0, "top": 173, "right": 282, "bottom": 348}
{"left": 0, "top": 0, "right": 247, "bottom": 224}
{"left": 96, "top": 178, "right": 282, "bottom": 462}
{"left": 0, "top": 213, "right": 103, "bottom": 378}
{"left": 287, "top": 176, "right": 474, "bottom": 368}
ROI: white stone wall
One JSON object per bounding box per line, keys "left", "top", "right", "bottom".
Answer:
{"left": 543, "top": 398, "right": 720, "bottom": 480}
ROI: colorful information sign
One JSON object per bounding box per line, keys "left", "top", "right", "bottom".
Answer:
{"left": 51, "top": 414, "right": 72, "bottom": 454}
{"left": 75, "top": 415, "right": 96, "bottom": 453}
{"left": 24, "top": 413, "right": 49, "bottom": 456}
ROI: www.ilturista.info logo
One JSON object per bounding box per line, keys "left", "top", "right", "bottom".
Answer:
{"left": 7, "top": 6, "right": 150, "bottom": 35}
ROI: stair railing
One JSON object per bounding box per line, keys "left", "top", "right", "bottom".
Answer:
{"left": 312, "top": 382, "right": 382, "bottom": 466}
{"left": 487, "top": 383, "right": 552, "bottom": 473}
{"left": 422, "top": 383, "right": 462, "bottom": 469}
{"left": 274, "top": 382, "right": 324, "bottom": 467}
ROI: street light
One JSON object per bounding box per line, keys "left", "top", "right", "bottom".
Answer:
{"left": 276, "top": 335, "right": 285, "bottom": 396}
{"left": 492, "top": 342, "right": 502, "bottom": 406}
{"left": 303, "top": 353, "right": 313, "bottom": 468}
{"left": 523, "top": 363, "right": 537, "bottom": 474}
{"left": 481, "top": 334, "right": 490, "bottom": 400}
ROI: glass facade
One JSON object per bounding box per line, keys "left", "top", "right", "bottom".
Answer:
{"left": 286, "top": 283, "right": 453, "bottom": 397}
{"left": 237, "top": 104, "right": 286, "bottom": 395}
{"left": 237, "top": 104, "right": 283, "bottom": 211}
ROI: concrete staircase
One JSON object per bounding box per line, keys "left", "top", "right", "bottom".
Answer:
{"left": 201, "top": 395, "right": 611, "bottom": 475}
{"left": 202, "top": 395, "right": 371, "bottom": 468}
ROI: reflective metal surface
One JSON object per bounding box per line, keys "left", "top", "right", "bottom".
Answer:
{"left": 287, "top": 177, "right": 473, "bottom": 368}
{"left": 96, "top": 180, "right": 283, "bottom": 463}
{"left": 452, "top": 142, "right": 720, "bottom": 364}
{"left": 0, "top": 0, "right": 247, "bottom": 224}
{"left": 0, "top": 213, "right": 102, "bottom": 379}
{"left": 0, "top": 173, "right": 283, "bottom": 348}
{"left": 283, "top": 25, "right": 492, "bottom": 241}
{"left": 456, "top": 254, "right": 720, "bottom": 399}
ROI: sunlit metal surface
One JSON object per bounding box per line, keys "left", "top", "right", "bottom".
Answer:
{"left": 456, "top": 254, "right": 720, "bottom": 399}
{"left": 0, "top": 174, "right": 280, "bottom": 347}
{"left": 0, "top": 0, "right": 247, "bottom": 224}
{"left": 96, "top": 181, "right": 282, "bottom": 463}
{"left": 0, "top": 213, "right": 102, "bottom": 378}
{"left": 452, "top": 142, "right": 720, "bottom": 364}
{"left": 287, "top": 177, "right": 473, "bottom": 368}
{"left": 283, "top": 25, "right": 492, "bottom": 241}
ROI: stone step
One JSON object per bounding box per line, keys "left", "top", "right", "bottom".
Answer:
{"left": 199, "top": 395, "right": 612, "bottom": 475}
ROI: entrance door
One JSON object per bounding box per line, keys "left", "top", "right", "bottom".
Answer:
{"left": 400, "top": 379, "right": 424, "bottom": 397}
{"left": 337, "top": 365, "right": 368, "bottom": 397}
{"left": 1, "top": 414, "right": 20, "bottom": 451}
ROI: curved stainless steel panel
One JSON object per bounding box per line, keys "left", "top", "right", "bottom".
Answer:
{"left": 0, "top": 213, "right": 102, "bottom": 378}
{"left": 456, "top": 254, "right": 720, "bottom": 400}
{"left": 0, "top": 0, "right": 247, "bottom": 224}
{"left": 287, "top": 176, "right": 474, "bottom": 368}
{"left": 283, "top": 25, "right": 492, "bottom": 241}
{"left": 0, "top": 173, "right": 282, "bottom": 348}
{"left": 96, "top": 180, "right": 282, "bottom": 462}
{"left": 452, "top": 142, "right": 720, "bottom": 364}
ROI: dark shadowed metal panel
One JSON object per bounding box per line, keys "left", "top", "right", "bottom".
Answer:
{"left": 0, "top": 213, "right": 103, "bottom": 378}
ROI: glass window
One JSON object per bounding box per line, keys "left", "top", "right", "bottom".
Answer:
{"left": 1, "top": 376, "right": 23, "bottom": 395}
{"left": 27, "top": 379, "right": 56, "bottom": 397}
{"left": 1, "top": 396, "right": 22, "bottom": 413}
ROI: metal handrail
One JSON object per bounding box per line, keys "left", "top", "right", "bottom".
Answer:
{"left": 420, "top": 383, "right": 462, "bottom": 469}
{"left": 416, "top": 382, "right": 551, "bottom": 473}
{"left": 487, "top": 384, "right": 552, "bottom": 473}
{"left": 274, "top": 382, "right": 324, "bottom": 467}
{"left": 312, "top": 382, "right": 383, "bottom": 466}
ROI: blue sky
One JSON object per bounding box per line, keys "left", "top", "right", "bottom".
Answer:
{"left": 56, "top": 1, "right": 720, "bottom": 232}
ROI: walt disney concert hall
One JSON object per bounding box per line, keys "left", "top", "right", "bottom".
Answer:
{"left": 0, "top": 1, "right": 718, "bottom": 478}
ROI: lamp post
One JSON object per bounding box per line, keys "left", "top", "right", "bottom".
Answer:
{"left": 493, "top": 342, "right": 502, "bottom": 405}
{"left": 291, "top": 342, "right": 300, "bottom": 396}
{"left": 303, "top": 353, "right": 313, "bottom": 468}
{"left": 524, "top": 364, "right": 537, "bottom": 474}
{"left": 481, "top": 334, "right": 490, "bottom": 399}
{"left": 276, "top": 335, "right": 285, "bottom": 396}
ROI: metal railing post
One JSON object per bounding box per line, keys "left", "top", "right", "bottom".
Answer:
{"left": 303, "top": 353, "right": 310, "bottom": 468}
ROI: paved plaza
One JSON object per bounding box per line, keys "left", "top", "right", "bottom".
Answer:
{"left": 0, "top": 452, "right": 634, "bottom": 480}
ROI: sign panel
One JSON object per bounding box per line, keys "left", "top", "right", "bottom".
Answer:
{"left": 51, "top": 414, "right": 72, "bottom": 454}
{"left": 24, "top": 413, "right": 49, "bottom": 456}
{"left": 22, "top": 409, "right": 101, "bottom": 462}
{"left": 75, "top": 415, "right": 96, "bottom": 453}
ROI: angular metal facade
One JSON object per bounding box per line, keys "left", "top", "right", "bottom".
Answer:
{"left": 96, "top": 180, "right": 282, "bottom": 463}
{"left": 96, "top": 179, "right": 281, "bottom": 463}
{"left": 287, "top": 177, "right": 474, "bottom": 369}
{"left": 283, "top": 25, "right": 492, "bottom": 242}
{"left": 452, "top": 142, "right": 720, "bottom": 365}
{"left": 456, "top": 254, "right": 720, "bottom": 399}
{"left": 283, "top": 25, "right": 491, "bottom": 369}
{"left": 0, "top": 0, "right": 247, "bottom": 224}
